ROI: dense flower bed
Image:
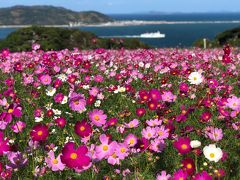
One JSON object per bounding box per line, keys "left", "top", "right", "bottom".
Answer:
{"left": 0, "top": 45, "right": 239, "bottom": 179}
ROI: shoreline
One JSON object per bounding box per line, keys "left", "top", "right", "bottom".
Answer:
{"left": 0, "top": 20, "right": 240, "bottom": 28}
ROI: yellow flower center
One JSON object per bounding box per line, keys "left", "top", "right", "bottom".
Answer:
{"left": 94, "top": 115, "right": 100, "bottom": 121}
{"left": 8, "top": 109, "right": 14, "bottom": 113}
{"left": 74, "top": 101, "right": 79, "bottom": 105}
{"left": 37, "top": 131, "right": 43, "bottom": 136}
{"left": 52, "top": 159, "right": 58, "bottom": 164}
{"left": 80, "top": 126, "right": 85, "bottom": 131}
{"left": 120, "top": 148, "right": 126, "bottom": 153}
{"left": 102, "top": 145, "right": 108, "bottom": 151}
{"left": 193, "top": 77, "right": 197, "bottom": 81}
{"left": 147, "top": 133, "right": 152, "bottom": 137}
{"left": 233, "top": 103, "right": 236, "bottom": 107}
{"left": 179, "top": 177, "right": 184, "bottom": 180}
{"left": 187, "top": 164, "right": 192, "bottom": 169}
{"left": 181, "top": 144, "right": 187, "bottom": 150}
{"left": 70, "top": 153, "right": 77, "bottom": 159}
{"left": 158, "top": 131, "right": 163, "bottom": 136}
{"left": 210, "top": 153, "right": 215, "bottom": 158}
{"left": 129, "top": 139, "right": 135, "bottom": 144}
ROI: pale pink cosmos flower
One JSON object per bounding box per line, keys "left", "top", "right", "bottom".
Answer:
{"left": 155, "top": 126, "right": 169, "bottom": 140}
{"left": 226, "top": 96, "right": 240, "bottom": 111}
{"left": 141, "top": 127, "right": 156, "bottom": 140}
{"left": 161, "top": 91, "right": 176, "bottom": 102}
{"left": 156, "top": 170, "right": 171, "bottom": 180}
{"left": 205, "top": 127, "right": 223, "bottom": 142}
{"left": 124, "top": 134, "right": 138, "bottom": 147}
{"left": 11, "top": 121, "right": 26, "bottom": 133}
{"left": 95, "top": 134, "right": 117, "bottom": 160}
{"left": 115, "top": 143, "right": 129, "bottom": 160}
{"left": 89, "top": 87, "right": 99, "bottom": 97}
{"left": 45, "top": 150, "right": 65, "bottom": 171}
{"left": 125, "top": 119, "right": 139, "bottom": 128}
{"left": 146, "top": 119, "right": 162, "bottom": 127}
{"left": 149, "top": 139, "right": 166, "bottom": 153}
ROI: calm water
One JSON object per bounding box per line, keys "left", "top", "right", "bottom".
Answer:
{"left": 0, "top": 13, "right": 240, "bottom": 48}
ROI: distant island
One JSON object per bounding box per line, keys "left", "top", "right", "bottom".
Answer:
{"left": 0, "top": 5, "right": 113, "bottom": 26}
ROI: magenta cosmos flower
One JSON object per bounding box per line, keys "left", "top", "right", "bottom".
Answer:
{"left": 39, "top": 74, "right": 52, "bottom": 85}
{"left": 69, "top": 92, "right": 86, "bottom": 112}
{"left": 45, "top": 150, "right": 65, "bottom": 171}
{"left": 0, "top": 131, "right": 10, "bottom": 156}
{"left": 192, "top": 171, "right": 212, "bottom": 180}
{"left": 1, "top": 104, "right": 22, "bottom": 123}
{"left": 173, "top": 137, "right": 191, "bottom": 154}
{"left": 172, "top": 169, "right": 188, "bottom": 180}
{"left": 74, "top": 120, "right": 92, "bottom": 138}
{"left": 89, "top": 109, "right": 107, "bottom": 127}
{"left": 181, "top": 157, "right": 195, "bottom": 175}
{"left": 30, "top": 124, "right": 49, "bottom": 141}
{"left": 61, "top": 142, "right": 90, "bottom": 169}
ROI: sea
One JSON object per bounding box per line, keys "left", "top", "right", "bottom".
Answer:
{"left": 0, "top": 13, "right": 240, "bottom": 48}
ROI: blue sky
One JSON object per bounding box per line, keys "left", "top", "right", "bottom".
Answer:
{"left": 0, "top": 0, "right": 239, "bottom": 14}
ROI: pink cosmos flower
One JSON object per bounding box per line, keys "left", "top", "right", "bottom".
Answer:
{"left": 115, "top": 143, "right": 129, "bottom": 160}
{"left": 146, "top": 118, "right": 162, "bottom": 127}
{"left": 69, "top": 92, "right": 86, "bottom": 112}
{"left": 125, "top": 119, "right": 139, "bottom": 128}
{"left": 161, "top": 91, "right": 176, "bottom": 102}
{"left": 89, "top": 109, "right": 107, "bottom": 127}
{"left": 226, "top": 96, "right": 240, "bottom": 111}
{"left": 95, "top": 134, "right": 117, "bottom": 160}
{"left": 89, "top": 87, "right": 99, "bottom": 97}
{"left": 40, "top": 74, "right": 52, "bottom": 85}
{"left": 173, "top": 137, "right": 191, "bottom": 155}
{"left": 141, "top": 127, "right": 156, "bottom": 140}
{"left": 155, "top": 126, "right": 169, "bottom": 140}
{"left": 156, "top": 170, "right": 171, "bottom": 180}
{"left": 205, "top": 127, "right": 223, "bottom": 142}
{"left": 45, "top": 150, "right": 65, "bottom": 171}
{"left": 124, "top": 134, "right": 138, "bottom": 147}
{"left": 149, "top": 139, "right": 165, "bottom": 153}
{"left": 6, "top": 151, "right": 28, "bottom": 170}
{"left": 10, "top": 121, "right": 26, "bottom": 133}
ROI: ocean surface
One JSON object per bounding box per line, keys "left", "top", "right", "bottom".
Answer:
{"left": 0, "top": 13, "right": 240, "bottom": 48}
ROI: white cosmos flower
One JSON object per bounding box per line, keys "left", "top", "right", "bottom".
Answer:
{"left": 46, "top": 86, "right": 56, "bottom": 96}
{"left": 35, "top": 117, "right": 43, "bottom": 122}
{"left": 57, "top": 74, "right": 67, "bottom": 82}
{"left": 190, "top": 140, "right": 201, "bottom": 148}
{"left": 188, "top": 71, "right": 204, "bottom": 85}
{"left": 61, "top": 96, "right": 68, "bottom": 104}
{"left": 203, "top": 144, "right": 223, "bottom": 162}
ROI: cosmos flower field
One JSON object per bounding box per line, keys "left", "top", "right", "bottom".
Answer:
{"left": 0, "top": 45, "right": 239, "bottom": 179}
